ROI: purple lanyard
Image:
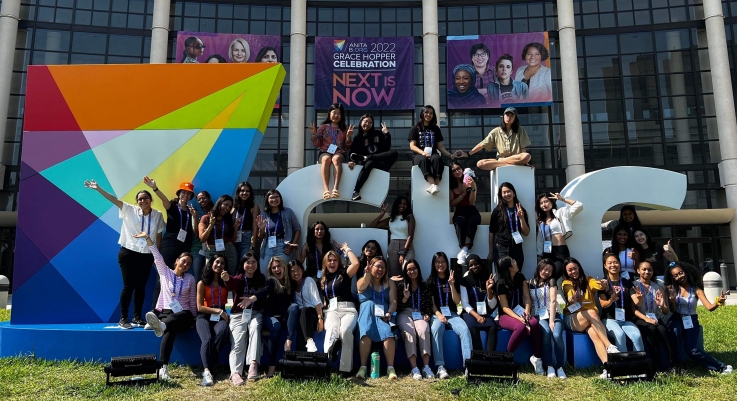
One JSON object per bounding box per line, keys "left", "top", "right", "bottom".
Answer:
{"left": 315, "top": 247, "right": 321, "bottom": 269}
{"left": 330, "top": 127, "right": 338, "bottom": 145}
{"left": 437, "top": 279, "right": 449, "bottom": 307}
{"left": 243, "top": 275, "right": 253, "bottom": 310}
{"left": 676, "top": 286, "right": 694, "bottom": 314}
{"left": 267, "top": 212, "right": 281, "bottom": 237}
{"left": 506, "top": 208, "right": 519, "bottom": 232}
{"left": 533, "top": 282, "right": 547, "bottom": 312}
{"left": 172, "top": 275, "right": 183, "bottom": 299}
{"left": 141, "top": 213, "right": 151, "bottom": 235}
{"left": 411, "top": 285, "right": 420, "bottom": 311}
{"left": 541, "top": 223, "right": 552, "bottom": 241}
{"left": 237, "top": 207, "right": 247, "bottom": 231}
{"left": 215, "top": 220, "right": 225, "bottom": 240}
{"left": 325, "top": 274, "right": 338, "bottom": 300}
{"left": 177, "top": 205, "right": 189, "bottom": 231}
{"left": 423, "top": 130, "right": 434, "bottom": 148}
{"left": 609, "top": 278, "right": 624, "bottom": 308}
{"left": 211, "top": 283, "right": 222, "bottom": 308}
{"left": 639, "top": 282, "right": 654, "bottom": 313}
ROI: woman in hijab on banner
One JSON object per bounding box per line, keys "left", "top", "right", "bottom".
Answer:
{"left": 448, "top": 64, "right": 487, "bottom": 109}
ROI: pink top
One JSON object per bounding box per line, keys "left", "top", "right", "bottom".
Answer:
{"left": 311, "top": 124, "right": 352, "bottom": 153}
{"left": 151, "top": 244, "right": 197, "bottom": 314}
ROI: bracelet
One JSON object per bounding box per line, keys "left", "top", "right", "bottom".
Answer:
{"left": 344, "top": 248, "right": 352, "bottom": 253}
{"left": 318, "top": 316, "right": 323, "bottom": 320}
{"left": 152, "top": 187, "right": 159, "bottom": 192}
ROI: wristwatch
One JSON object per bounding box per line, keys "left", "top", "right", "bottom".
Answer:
{"left": 398, "top": 250, "right": 406, "bottom": 256}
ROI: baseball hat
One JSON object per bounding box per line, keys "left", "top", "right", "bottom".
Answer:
{"left": 503, "top": 107, "right": 518, "bottom": 116}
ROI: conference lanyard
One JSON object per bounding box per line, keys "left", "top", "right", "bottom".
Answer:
{"left": 325, "top": 274, "right": 338, "bottom": 300}
{"left": 214, "top": 220, "right": 225, "bottom": 240}
{"left": 677, "top": 286, "right": 694, "bottom": 314}
{"left": 267, "top": 212, "right": 281, "bottom": 237}
{"left": 610, "top": 278, "right": 624, "bottom": 308}
{"left": 211, "top": 284, "right": 222, "bottom": 308}
{"left": 178, "top": 205, "right": 189, "bottom": 231}
{"left": 639, "top": 282, "right": 654, "bottom": 314}
{"left": 243, "top": 276, "right": 253, "bottom": 310}
{"left": 541, "top": 223, "right": 552, "bottom": 241}
{"left": 533, "top": 282, "right": 547, "bottom": 312}
{"left": 171, "top": 275, "right": 183, "bottom": 299}
{"left": 411, "top": 286, "right": 420, "bottom": 311}
{"left": 141, "top": 213, "right": 151, "bottom": 236}
{"left": 423, "top": 130, "right": 434, "bottom": 148}
{"left": 315, "top": 248, "right": 321, "bottom": 270}
{"left": 330, "top": 127, "right": 339, "bottom": 145}
{"left": 437, "top": 279, "right": 450, "bottom": 307}
{"left": 237, "top": 207, "right": 247, "bottom": 231}
{"left": 506, "top": 208, "right": 519, "bottom": 232}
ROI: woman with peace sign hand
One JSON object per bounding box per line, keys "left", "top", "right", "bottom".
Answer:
{"left": 309, "top": 103, "right": 354, "bottom": 199}
{"left": 347, "top": 114, "right": 398, "bottom": 201}
{"left": 631, "top": 260, "right": 673, "bottom": 372}
{"left": 534, "top": 192, "right": 583, "bottom": 279}
{"left": 488, "top": 182, "right": 529, "bottom": 270}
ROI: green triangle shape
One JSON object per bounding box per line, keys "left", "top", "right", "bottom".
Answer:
{"left": 40, "top": 149, "right": 115, "bottom": 217}
{"left": 137, "top": 75, "right": 254, "bottom": 130}
{"left": 225, "top": 65, "right": 286, "bottom": 132}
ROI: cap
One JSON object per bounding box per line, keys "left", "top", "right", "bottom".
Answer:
{"left": 176, "top": 181, "right": 194, "bottom": 195}
{"left": 503, "top": 107, "right": 518, "bottom": 116}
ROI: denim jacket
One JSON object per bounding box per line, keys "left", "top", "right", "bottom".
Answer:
{"left": 259, "top": 207, "right": 301, "bottom": 255}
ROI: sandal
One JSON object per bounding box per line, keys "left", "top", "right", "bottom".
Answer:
{"left": 331, "top": 189, "right": 340, "bottom": 198}
{"left": 322, "top": 190, "right": 331, "bottom": 200}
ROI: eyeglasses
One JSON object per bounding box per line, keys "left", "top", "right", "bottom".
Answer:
{"left": 137, "top": 197, "right": 150, "bottom": 202}
{"left": 472, "top": 53, "right": 488, "bottom": 58}
{"left": 451, "top": 167, "right": 463, "bottom": 172}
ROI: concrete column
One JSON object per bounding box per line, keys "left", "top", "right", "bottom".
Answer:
{"left": 149, "top": 0, "right": 171, "bottom": 64}
{"left": 556, "top": 0, "right": 586, "bottom": 182}
{"left": 0, "top": 0, "right": 21, "bottom": 186}
{"left": 421, "top": 0, "right": 439, "bottom": 110}
{"left": 287, "top": 0, "right": 307, "bottom": 175}
{"left": 704, "top": 0, "right": 737, "bottom": 285}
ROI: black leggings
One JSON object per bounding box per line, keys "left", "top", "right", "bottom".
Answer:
{"left": 453, "top": 205, "right": 481, "bottom": 249}
{"left": 496, "top": 244, "right": 524, "bottom": 271}
{"left": 412, "top": 153, "right": 444, "bottom": 179}
{"left": 118, "top": 247, "right": 154, "bottom": 320}
{"left": 159, "top": 309, "right": 194, "bottom": 364}
{"left": 354, "top": 151, "right": 398, "bottom": 192}
{"left": 299, "top": 307, "right": 319, "bottom": 343}
{"left": 541, "top": 245, "right": 569, "bottom": 280}
{"left": 196, "top": 313, "right": 230, "bottom": 370}
{"left": 635, "top": 318, "right": 673, "bottom": 371}
{"left": 462, "top": 312, "right": 499, "bottom": 352}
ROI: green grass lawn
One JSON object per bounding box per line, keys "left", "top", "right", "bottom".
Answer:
{"left": 1, "top": 307, "right": 736, "bottom": 400}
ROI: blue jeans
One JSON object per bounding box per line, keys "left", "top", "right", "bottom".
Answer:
{"left": 603, "top": 319, "right": 644, "bottom": 352}
{"left": 430, "top": 313, "right": 472, "bottom": 368}
{"left": 539, "top": 314, "right": 565, "bottom": 369}
{"left": 236, "top": 231, "right": 253, "bottom": 264}
{"left": 284, "top": 304, "right": 301, "bottom": 349}
{"left": 190, "top": 251, "right": 205, "bottom": 283}
{"left": 669, "top": 314, "right": 726, "bottom": 372}
{"left": 263, "top": 304, "right": 300, "bottom": 365}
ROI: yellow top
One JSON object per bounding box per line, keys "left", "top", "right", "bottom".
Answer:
{"left": 561, "top": 276, "right": 605, "bottom": 316}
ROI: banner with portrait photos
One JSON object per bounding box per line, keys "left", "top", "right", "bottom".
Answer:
{"left": 446, "top": 32, "right": 552, "bottom": 109}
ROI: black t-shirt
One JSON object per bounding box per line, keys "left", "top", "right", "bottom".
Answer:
{"left": 638, "top": 243, "right": 666, "bottom": 277}
{"left": 164, "top": 202, "right": 193, "bottom": 248}
{"left": 350, "top": 128, "right": 392, "bottom": 159}
{"left": 407, "top": 124, "right": 444, "bottom": 154}
{"left": 499, "top": 83, "right": 514, "bottom": 101}
{"left": 599, "top": 277, "right": 634, "bottom": 321}
{"left": 428, "top": 276, "right": 460, "bottom": 312}
{"left": 266, "top": 212, "right": 285, "bottom": 238}
{"left": 489, "top": 206, "right": 529, "bottom": 247}
{"left": 497, "top": 272, "right": 526, "bottom": 309}
{"left": 234, "top": 205, "right": 254, "bottom": 233}
{"left": 322, "top": 270, "right": 354, "bottom": 304}
{"left": 256, "top": 278, "right": 292, "bottom": 317}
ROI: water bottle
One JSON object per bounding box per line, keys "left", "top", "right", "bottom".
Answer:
{"left": 370, "top": 351, "right": 380, "bottom": 378}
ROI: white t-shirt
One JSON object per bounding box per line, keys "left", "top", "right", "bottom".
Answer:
{"left": 293, "top": 276, "right": 322, "bottom": 308}
{"left": 118, "top": 202, "right": 165, "bottom": 253}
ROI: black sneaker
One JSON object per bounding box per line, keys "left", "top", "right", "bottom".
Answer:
{"left": 349, "top": 153, "right": 363, "bottom": 163}
{"left": 327, "top": 339, "right": 342, "bottom": 362}
{"left": 119, "top": 317, "right": 133, "bottom": 329}
{"left": 131, "top": 316, "right": 146, "bottom": 327}
{"left": 351, "top": 192, "right": 361, "bottom": 201}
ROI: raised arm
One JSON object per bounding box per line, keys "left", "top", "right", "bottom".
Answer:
{"left": 343, "top": 243, "right": 361, "bottom": 278}
{"left": 84, "top": 179, "right": 123, "bottom": 209}
{"left": 143, "top": 176, "right": 171, "bottom": 210}
{"left": 369, "top": 202, "right": 389, "bottom": 228}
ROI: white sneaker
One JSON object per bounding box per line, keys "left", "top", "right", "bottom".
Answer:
{"left": 411, "top": 367, "right": 422, "bottom": 380}
{"left": 201, "top": 370, "right": 214, "bottom": 386}
{"left": 144, "top": 323, "right": 153, "bottom": 330}
{"left": 530, "top": 355, "right": 544, "bottom": 375}
{"left": 146, "top": 311, "right": 166, "bottom": 338}
{"left": 722, "top": 365, "right": 733, "bottom": 375}
{"left": 457, "top": 249, "right": 468, "bottom": 265}
{"left": 557, "top": 367, "right": 567, "bottom": 379}
{"left": 547, "top": 366, "right": 556, "bottom": 378}
{"left": 306, "top": 339, "right": 318, "bottom": 353}
{"left": 426, "top": 185, "right": 433, "bottom": 194}
{"left": 599, "top": 369, "right": 608, "bottom": 379}
{"left": 422, "top": 366, "right": 435, "bottom": 379}
{"left": 437, "top": 365, "right": 450, "bottom": 379}
{"left": 606, "top": 344, "right": 620, "bottom": 354}
{"left": 429, "top": 184, "right": 440, "bottom": 195}
{"left": 159, "top": 365, "right": 170, "bottom": 380}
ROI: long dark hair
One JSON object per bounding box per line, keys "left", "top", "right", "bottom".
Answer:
{"left": 181, "top": 36, "right": 199, "bottom": 62}
{"left": 494, "top": 182, "right": 523, "bottom": 229}
{"left": 357, "top": 113, "right": 376, "bottom": 137}
{"left": 609, "top": 225, "right": 630, "bottom": 254}
{"left": 233, "top": 181, "right": 255, "bottom": 212}
{"left": 449, "top": 161, "right": 468, "bottom": 191}
{"left": 633, "top": 228, "right": 655, "bottom": 254}
{"left": 263, "top": 188, "right": 285, "bottom": 211}
{"left": 426, "top": 251, "right": 451, "bottom": 285}
{"left": 237, "top": 252, "right": 266, "bottom": 283}
{"left": 401, "top": 259, "right": 424, "bottom": 284}
{"left": 359, "top": 239, "right": 384, "bottom": 266}
{"left": 414, "top": 105, "right": 438, "bottom": 130}
{"left": 255, "top": 46, "right": 278, "bottom": 62}
{"left": 197, "top": 191, "right": 213, "bottom": 213}
{"left": 321, "top": 103, "right": 347, "bottom": 132}
{"left": 618, "top": 205, "right": 642, "bottom": 231}
{"left": 389, "top": 195, "right": 412, "bottom": 222}
{"left": 212, "top": 195, "right": 235, "bottom": 228}
{"left": 499, "top": 108, "right": 520, "bottom": 133}
{"left": 306, "top": 220, "right": 333, "bottom": 257}
{"left": 535, "top": 193, "right": 558, "bottom": 224}
{"left": 664, "top": 261, "right": 704, "bottom": 290}
{"left": 562, "top": 257, "right": 588, "bottom": 294}
{"left": 496, "top": 256, "right": 517, "bottom": 294}
{"left": 202, "top": 253, "right": 227, "bottom": 285}
{"left": 533, "top": 258, "right": 555, "bottom": 287}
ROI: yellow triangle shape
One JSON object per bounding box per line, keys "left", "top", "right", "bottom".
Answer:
{"left": 204, "top": 94, "right": 244, "bottom": 129}
{"left": 224, "top": 65, "right": 286, "bottom": 132}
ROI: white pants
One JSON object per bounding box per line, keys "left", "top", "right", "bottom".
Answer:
{"left": 324, "top": 305, "right": 358, "bottom": 373}
{"left": 229, "top": 311, "right": 263, "bottom": 375}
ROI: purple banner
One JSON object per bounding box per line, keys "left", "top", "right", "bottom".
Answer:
{"left": 176, "top": 32, "right": 282, "bottom": 108}
{"left": 314, "top": 37, "right": 414, "bottom": 110}
{"left": 446, "top": 32, "right": 552, "bottom": 109}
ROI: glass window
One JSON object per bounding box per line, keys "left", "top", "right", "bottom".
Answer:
{"left": 585, "top": 35, "right": 618, "bottom": 56}
{"left": 586, "top": 56, "right": 620, "bottom": 78}
{"left": 621, "top": 54, "right": 655, "bottom": 75}
{"left": 655, "top": 30, "right": 689, "bottom": 51}
{"left": 34, "top": 30, "right": 71, "bottom": 52}
{"left": 72, "top": 32, "right": 106, "bottom": 54}
{"left": 619, "top": 32, "right": 653, "bottom": 54}
{"left": 624, "top": 76, "right": 657, "bottom": 97}
{"left": 108, "top": 34, "right": 141, "bottom": 56}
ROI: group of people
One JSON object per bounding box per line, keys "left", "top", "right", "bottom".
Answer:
{"left": 448, "top": 42, "right": 553, "bottom": 108}
{"left": 83, "top": 145, "right": 732, "bottom": 385}
{"left": 181, "top": 36, "right": 279, "bottom": 64}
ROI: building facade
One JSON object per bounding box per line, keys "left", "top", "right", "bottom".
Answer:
{"left": 1, "top": 0, "right": 737, "bottom": 286}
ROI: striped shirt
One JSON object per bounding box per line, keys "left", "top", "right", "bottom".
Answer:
{"left": 151, "top": 244, "right": 197, "bottom": 314}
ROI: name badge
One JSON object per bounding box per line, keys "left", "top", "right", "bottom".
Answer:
{"left": 476, "top": 301, "right": 487, "bottom": 316}
{"left": 615, "top": 307, "right": 625, "bottom": 322}
{"left": 169, "top": 300, "right": 183, "bottom": 313}
{"left": 567, "top": 302, "right": 581, "bottom": 313}
{"left": 511, "top": 231, "right": 524, "bottom": 244}
{"left": 329, "top": 298, "right": 338, "bottom": 311}
{"left": 214, "top": 238, "right": 225, "bottom": 252}
{"left": 327, "top": 144, "right": 338, "bottom": 154}
{"left": 268, "top": 235, "right": 277, "bottom": 249}
{"left": 543, "top": 240, "right": 552, "bottom": 254}
{"left": 423, "top": 146, "right": 433, "bottom": 155}
{"left": 317, "top": 270, "right": 323, "bottom": 279}
{"left": 177, "top": 229, "right": 187, "bottom": 242}
{"left": 243, "top": 309, "right": 252, "bottom": 322}
{"left": 539, "top": 309, "right": 550, "bottom": 320}
{"left": 412, "top": 311, "right": 423, "bottom": 320}
{"left": 374, "top": 304, "right": 385, "bottom": 317}
{"left": 513, "top": 305, "right": 526, "bottom": 317}
{"left": 621, "top": 271, "right": 630, "bottom": 280}
{"left": 236, "top": 231, "right": 243, "bottom": 243}
{"left": 682, "top": 315, "right": 694, "bottom": 329}
{"left": 646, "top": 313, "right": 657, "bottom": 321}
{"left": 210, "top": 313, "right": 221, "bottom": 322}
{"left": 199, "top": 249, "right": 206, "bottom": 256}
{"left": 136, "top": 238, "right": 147, "bottom": 252}
{"left": 440, "top": 306, "right": 452, "bottom": 317}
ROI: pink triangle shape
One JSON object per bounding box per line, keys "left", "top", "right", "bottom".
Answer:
{"left": 82, "top": 130, "right": 130, "bottom": 148}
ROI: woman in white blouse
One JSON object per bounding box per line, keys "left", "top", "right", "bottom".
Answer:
{"left": 287, "top": 260, "right": 324, "bottom": 352}
{"left": 515, "top": 42, "right": 553, "bottom": 103}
